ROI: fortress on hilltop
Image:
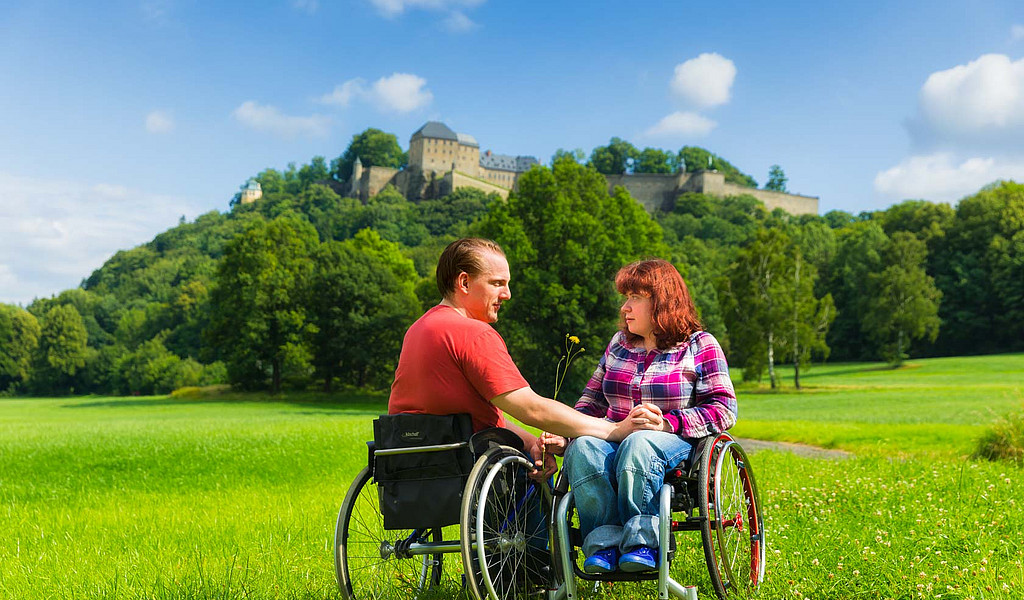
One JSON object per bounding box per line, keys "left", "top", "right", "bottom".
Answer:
{"left": 344, "top": 121, "right": 540, "bottom": 203}
{"left": 246, "top": 121, "right": 819, "bottom": 215}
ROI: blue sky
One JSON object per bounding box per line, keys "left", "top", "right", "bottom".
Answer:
{"left": 2, "top": 0, "right": 1023, "bottom": 305}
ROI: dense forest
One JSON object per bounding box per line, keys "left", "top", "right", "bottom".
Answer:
{"left": 1, "top": 129, "right": 1021, "bottom": 397}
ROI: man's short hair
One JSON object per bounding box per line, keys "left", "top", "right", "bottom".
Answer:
{"left": 436, "top": 238, "right": 506, "bottom": 299}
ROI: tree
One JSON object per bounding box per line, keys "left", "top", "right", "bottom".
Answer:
{"left": 309, "top": 241, "right": 419, "bottom": 390}
{"left": 932, "top": 181, "right": 1024, "bottom": 355}
{"left": 765, "top": 165, "right": 788, "bottom": 192}
{"left": 477, "top": 157, "right": 667, "bottom": 393}
{"left": 719, "top": 228, "right": 793, "bottom": 388}
{"left": 827, "top": 221, "right": 888, "bottom": 360}
{"left": 207, "top": 215, "right": 319, "bottom": 392}
{"left": 331, "top": 128, "right": 407, "bottom": 182}
{"left": 550, "top": 148, "right": 585, "bottom": 166}
{"left": 415, "top": 188, "right": 498, "bottom": 237}
{"left": 678, "top": 146, "right": 758, "bottom": 187}
{"left": 634, "top": 148, "right": 679, "bottom": 174}
{"left": 32, "top": 304, "right": 89, "bottom": 394}
{"left": 0, "top": 304, "right": 40, "bottom": 393}
{"left": 782, "top": 251, "right": 835, "bottom": 388}
{"left": 863, "top": 232, "right": 941, "bottom": 366}
{"left": 588, "top": 137, "right": 639, "bottom": 175}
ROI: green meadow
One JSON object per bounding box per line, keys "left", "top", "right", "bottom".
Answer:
{"left": 1, "top": 355, "right": 1022, "bottom": 599}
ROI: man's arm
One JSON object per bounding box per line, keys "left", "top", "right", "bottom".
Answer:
{"left": 491, "top": 386, "right": 633, "bottom": 441}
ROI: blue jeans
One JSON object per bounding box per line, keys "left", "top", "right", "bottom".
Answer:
{"left": 563, "top": 431, "right": 692, "bottom": 557}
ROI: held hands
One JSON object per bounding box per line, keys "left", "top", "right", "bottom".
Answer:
{"left": 528, "top": 435, "right": 559, "bottom": 481}
{"left": 627, "top": 403, "right": 671, "bottom": 433}
{"left": 539, "top": 432, "right": 568, "bottom": 456}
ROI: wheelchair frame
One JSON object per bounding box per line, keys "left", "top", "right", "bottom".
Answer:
{"left": 334, "top": 426, "right": 764, "bottom": 600}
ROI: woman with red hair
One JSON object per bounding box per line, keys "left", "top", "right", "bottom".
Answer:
{"left": 545, "top": 259, "right": 737, "bottom": 573}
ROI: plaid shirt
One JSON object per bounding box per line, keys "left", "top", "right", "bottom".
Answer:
{"left": 574, "top": 331, "right": 737, "bottom": 438}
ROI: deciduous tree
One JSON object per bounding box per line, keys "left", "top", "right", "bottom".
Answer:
{"left": 0, "top": 304, "right": 40, "bottom": 393}
{"left": 32, "top": 304, "right": 89, "bottom": 394}
{"left": 864, "top": 232, "right": 941, "bottom": 366}
{"left": 207, "top": 215, "right": 319, "bottom": 392}
{"left": 331, "top": 128, "right": 407, "bottom": 182}
{"left": 765, "top": 165, "right": 788, "bottom": 192}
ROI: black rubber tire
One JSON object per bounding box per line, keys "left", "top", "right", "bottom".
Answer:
{"left": 698, "top": 435, "right": 766, "bottom": 599}
{"left": 460, "top": 446, "right": 548, "bottom": 600}
{"left": 335, "top": 466, "right": 444, "bottom": 600}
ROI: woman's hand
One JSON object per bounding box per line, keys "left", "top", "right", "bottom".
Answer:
{"left": 628, "top": 403, "right": 672, "bottom": 432}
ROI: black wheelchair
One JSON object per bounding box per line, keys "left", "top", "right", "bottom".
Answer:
{"left": 334, "top": 413, "right": 765, "bottom": 600}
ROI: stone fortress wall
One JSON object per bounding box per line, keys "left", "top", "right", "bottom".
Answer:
{"left": 344, "top": 121, "right": 820, "bottom": 216}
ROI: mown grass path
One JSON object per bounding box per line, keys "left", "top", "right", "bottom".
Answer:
{"left": 1, "top": 355, "right": 1022, "bottom": 599}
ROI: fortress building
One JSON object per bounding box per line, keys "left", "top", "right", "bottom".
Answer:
{"left": 239, "top": 178, "right": 263, "bottom": 204}
{"left": 345, "top": 121, "right": 818, "bottom": 215}
{"left": 345, "top": 122, "right": 538, "bottom": 202}
{"left": 605, "top": 170, "right": 818, "bottom": 215}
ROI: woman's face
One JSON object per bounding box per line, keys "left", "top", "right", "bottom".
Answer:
{"left": 621, "top": 292, "right": 655, "bottom": 341}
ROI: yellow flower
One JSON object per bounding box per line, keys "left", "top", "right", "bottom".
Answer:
{"left": 568, "top": 335, "right": 580, "bottom": 344}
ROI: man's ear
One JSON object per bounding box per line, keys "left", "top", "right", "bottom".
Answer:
{"left": 456, "top": 272, "right": 470, "bottom": 294}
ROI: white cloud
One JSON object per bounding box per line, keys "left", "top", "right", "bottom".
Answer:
{"left": 915, "top": 54, "right": 1024, "bottom": 144}
{"left": 317, "top": 73, "right": 433, "bottom": 113}
{"left": 670, "top": 53, "right": 736, "bottom": 109}
{"left": 145, "top": 110, "right": 174, "bottom": 134}
{"left": 874, "top": 153, "right": 1024, "bottom": 201}
{"left": 368, "top": 0, "right": 484, "bottom": 17}
{"left": 443, "top": 11, "right": 477, "bottom": 32}
{"left": 371, "top": 73, "right": 433, "bottom": 112}
{"left": 140, "top": 0, "right": 171, "bottom": 23}
{"left": 0, "top": 172, "right": 203, "bottom": 305}
{"left": 231, "top": 101, "right": 332, "bottom": 138}
{"left": 644, "top": 111, "right": 717, "bottom": 138}
{"left": 317, "top": 79, "right": 366, "bottom": 107}
{"left": 293, "top": 0, "right": 319, "bottom": 14}
{"left": 1012, "top": 24, "right": 1024, "bottom": 41}
{"left": 0, "top": 264, "right": 17, "bottom": 291}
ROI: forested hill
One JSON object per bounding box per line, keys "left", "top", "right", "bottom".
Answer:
{"left": 1, "top": 129, "right": 1022, "bottom": 398}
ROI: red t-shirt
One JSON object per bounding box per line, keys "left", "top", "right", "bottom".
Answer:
{"left": 388, "top": 305, "right": 529, "bottom": 431}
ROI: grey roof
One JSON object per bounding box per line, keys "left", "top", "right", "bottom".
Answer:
{"left": 456, "top": 132, "right": 479, "bottom": 148}
{"left": 480, "top": 152, "right": 539, "bottom": 173}
{"left": 411, "top": 121, "right": 458, "bottom": 142}
{"left": 244, "top": 179, "right": 261, "bottom": 191}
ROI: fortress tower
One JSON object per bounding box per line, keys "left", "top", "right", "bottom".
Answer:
{"left": 239, "top": 179, "right": 263, "bottom": 204}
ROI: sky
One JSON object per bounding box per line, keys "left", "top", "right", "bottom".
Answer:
{"left": 1, "top": 0, "right": 1023, "bottom": 305}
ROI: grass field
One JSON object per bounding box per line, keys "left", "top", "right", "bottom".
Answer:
{"left": 1, "top": 354, "right": 1022, "bottom": 599}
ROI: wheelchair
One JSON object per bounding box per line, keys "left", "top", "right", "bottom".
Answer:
{"left": 334, "top": 413, "right": 765, "bottom": 600}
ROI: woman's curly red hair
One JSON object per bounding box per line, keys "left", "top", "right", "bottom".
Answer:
{"left": 615, "top": 259, "right": 703, "bottom": 350}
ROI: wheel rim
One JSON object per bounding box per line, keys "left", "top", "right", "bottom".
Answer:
{"left": 711, "top": 442, "right": 764, "bottom": 597}
{"left": 336, "top": 468, "right": 445, "bottom": 600}
{"left": 473, "top": 455, "right": 548, "bottom": 600}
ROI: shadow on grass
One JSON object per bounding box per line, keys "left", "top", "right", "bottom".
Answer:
{"left": 60, "top": 392, "right": 388, "bottom": 414}
{"left": 798, "top": 363, "right": 899, "bottom": 379}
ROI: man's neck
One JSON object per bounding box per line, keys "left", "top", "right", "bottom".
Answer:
{"left": 438, "top": 298, "right": 469, "bottom": 318}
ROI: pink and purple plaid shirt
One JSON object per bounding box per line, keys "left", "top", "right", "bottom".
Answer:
{"left": 574, "top": 331, "right": 737, "bottom": 438}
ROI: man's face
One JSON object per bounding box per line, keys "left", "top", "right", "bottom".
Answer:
{"left": 461, "top": 250, "right": 511, "bottom": 323}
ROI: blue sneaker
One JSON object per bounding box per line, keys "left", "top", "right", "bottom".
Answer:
{"left": 618, "top": 546, "right": 658, "bottom": 572}
{"left": 583, "top": 548, "right": 619, "bottom": 574}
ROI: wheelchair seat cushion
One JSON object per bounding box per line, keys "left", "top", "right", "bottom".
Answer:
{"left": 372, "top": 413, "right": 475, "bottom": 530}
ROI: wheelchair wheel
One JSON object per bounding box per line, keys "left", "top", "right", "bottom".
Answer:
{"left": 698, "top": 436, "right": 765, "bottom": 599}
{"left": 460, "top": 445, "right": 549, "bottom": 600}
{"left": 335, "top": 466, "right": 446, "bottom": 600}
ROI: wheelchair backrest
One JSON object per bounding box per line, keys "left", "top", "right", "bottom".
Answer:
{"left": 372, "top": 413, "right": 475, "bottom": 530}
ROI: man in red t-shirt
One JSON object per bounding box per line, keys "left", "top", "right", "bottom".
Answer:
{"left": 389, "top": 238, "right": 634, "bottom": 474}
